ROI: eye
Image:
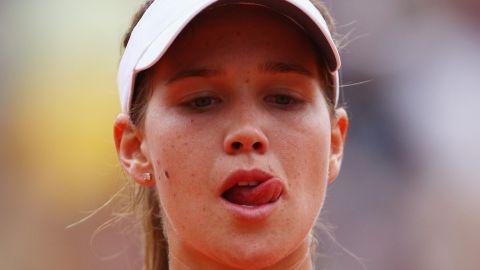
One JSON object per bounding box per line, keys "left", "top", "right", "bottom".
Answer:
{"left": 184, "top": 96, "right": 221, "bottom": 110}
{"left": 264, "top": 94, "right": 300, "bottom": 107}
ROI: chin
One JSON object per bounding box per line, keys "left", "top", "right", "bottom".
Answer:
{"left": 221, "top": 249, "right": 283, "bottom": 270}
{"left": 210, "top": 233, "right": 304, "bottom": 270}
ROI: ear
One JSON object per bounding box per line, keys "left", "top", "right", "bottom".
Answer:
{"left": 113, "top": 113, "right": 155, "bottom": 187}
{"left": 327, "top": 108, "right": 349, "bottom": 184}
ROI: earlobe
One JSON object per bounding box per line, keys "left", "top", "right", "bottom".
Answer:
{"left": 328, "top": 108, "right": 349, "bottom": 184}
{"left": 114, "top": 113, "right": 155, "bottom": 187}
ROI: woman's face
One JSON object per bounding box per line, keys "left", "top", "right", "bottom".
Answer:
{"left": 126, "top": 4, "right": 347, "bottom": 269}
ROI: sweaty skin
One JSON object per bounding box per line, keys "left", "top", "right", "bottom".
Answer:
{"left": 115, "top": 4, "right": 348, "bottom": 270}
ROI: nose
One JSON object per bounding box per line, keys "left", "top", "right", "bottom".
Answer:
{"left": 223, "top": 126, "right": 269, "bottom": 155}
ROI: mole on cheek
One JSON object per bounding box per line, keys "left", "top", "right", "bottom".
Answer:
{"left": 164, "top": 170, "right": 170, "bottom": 179}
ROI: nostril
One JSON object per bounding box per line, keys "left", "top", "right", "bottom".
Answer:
{"left": 232, "top": 142, "right": 242, "bottom": 150}
{"left": 253, "top": 142, "right": 262, "bottom": 150}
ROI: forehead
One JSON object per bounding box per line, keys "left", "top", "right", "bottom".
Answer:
{"left": 155, "top": 4, "right": 320, "bottom": 75}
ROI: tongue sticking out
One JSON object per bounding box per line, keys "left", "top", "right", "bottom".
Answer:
{"left": 222, "top": 179, "right": 283, "bottom": 206}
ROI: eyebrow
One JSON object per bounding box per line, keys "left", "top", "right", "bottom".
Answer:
{"left": 259, "top": 61, "right": 314, "bottom": 77}
{"left": 166, "top": 61, "right": 314, "bottom": 84}
{"left": 167, "top": 67, "right": 224, "bottom": 85}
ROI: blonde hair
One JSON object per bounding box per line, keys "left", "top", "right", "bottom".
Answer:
{"left": 121, "top": 1, "right": 339, "bottom": 269}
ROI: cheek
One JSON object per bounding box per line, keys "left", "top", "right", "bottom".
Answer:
{"left": 276, "top": 109, "right": 331, "bottom": 176}
{"left": 143, "top": 109, "right": 219, "bottom": 228}
{"left": 275, "top": 111, "right": 331, "bottom": 216}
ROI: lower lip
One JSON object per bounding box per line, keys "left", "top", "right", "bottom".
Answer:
{"left": 220, "top": 197, "right": 281, "bottom": 222}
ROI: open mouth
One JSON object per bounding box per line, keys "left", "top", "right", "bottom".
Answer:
{"left": 220, "top": 169, "right": 283, "bottom": 207}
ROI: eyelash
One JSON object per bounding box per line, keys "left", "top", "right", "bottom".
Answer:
{"left": 264, "top": 94, "right": 303, "bottom": 108}
{"left": 181, "top": 93, "right": 303, "bottom": 111}
{"left": 183, "top": 96, "right": 222, "bottom": 110}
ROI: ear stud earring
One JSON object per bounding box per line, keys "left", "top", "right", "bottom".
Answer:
{"left": 142, "top": 172, "right": 152, "bottom": 181}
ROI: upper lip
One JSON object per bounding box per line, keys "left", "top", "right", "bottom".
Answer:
{"left": 219, "top": 168, "right": 274, "bottom": 196}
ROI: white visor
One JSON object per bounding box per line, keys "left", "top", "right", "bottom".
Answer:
{"left": 118, "top": 0, "right": 341, "bottom": 113}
